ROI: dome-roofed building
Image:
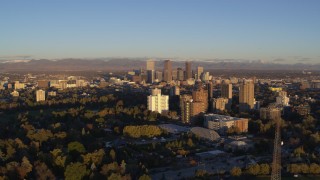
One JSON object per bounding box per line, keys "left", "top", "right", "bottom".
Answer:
{"left": 191, "top": 127, "right": 220, "bottom": 141}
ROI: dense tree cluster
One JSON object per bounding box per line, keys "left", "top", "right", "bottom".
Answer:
{"left": 0, "top": 90, "right": 160, "bottom": 179}
{"left": 123, "top": 125, "right": 162, "bottom": 138}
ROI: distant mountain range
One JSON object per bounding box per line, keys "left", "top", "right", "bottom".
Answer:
{"left": 0, "top": 58, "right": 319, "bottom": 71}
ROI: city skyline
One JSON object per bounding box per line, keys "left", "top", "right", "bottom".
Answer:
{"left": 1, "top": 0, "right": 320, "bottom": 63}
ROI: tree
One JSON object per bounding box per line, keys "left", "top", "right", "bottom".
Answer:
{"left": 259, "top": 164, "right": 270, "bottom": 175}
{"left": 288, "top": 164, "right": 301, "bottom": 174}
{"left": 81, "top": 149, "right": 105, "bottom": 165}
{"left": 27, "top": 129, "right": 53, "bottom": 146}
{"left": 50, "top": 149, "right": 66, "bottom": 168}
{"left": 230, "top": 166, "right": 242, "bottom": 177}
{"left": 64, "top": 162, "right": 88, "bottom": 180}
{"left": 138, "top": 174, "right": 151, "bottom": 180}
{"left": 68, "top": 141, "right": 86, "bottom": 154}
{"left": 108, "top": 173, "right": 122, "bottom": 180}
{"left": 300, "top": 164, "right": 309, "bottom": 174}
{"left": 100, "top": 162, "right": 119, "bottom": 176}
{"left": 195, "top": 169, "right": 207, "bottom": 177}
{"left": 293, "top": 146, "right": 305, "bottom": 158}
{"left": 247, "top": 164, "right": 260, "bottom": 176}
{"left": 187, "top": 138, "right": 194, "bottom": 147}
{"left": 16, "top": 156, "right": 33, "bottom": 179}
{"left": 309, "top": 163, "right": 320, "bottom": 174}
{"left": 120, "top": 160, "right": 126, "bottom": 174}
{"left": 110, "top": 149, "right": 116, "bottom": 161}
{"left": 34, "top": 161, "right": 55, "bottom": 180}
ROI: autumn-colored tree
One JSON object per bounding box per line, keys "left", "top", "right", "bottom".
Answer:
{"left": 138, "top": 174, "right": 151, "bottom": 180}
{"left": 64, "top": 162, "right": 88, "bottom": 180}
{"left": 68, "top": 141, "right": 86, "bottom": 154}
{"left": 34, "top": 161, "right": 55, "bottom": 180}
{"left": 50, "top": 149, "right": 66, "bottom": 168}
{"left": 309, "top": 163, "right": 320, "bottom": 174}
{"left": 187, "top": 138, "right": 194, "bottom": 147}
{"left": 110, "top": 149, "right": 116, "bottom": 161}
{"left": 230, "top": 166, "right": 242, "bottom": 177}
{"left": 27, "top": 129, "right": 53, "bottom": 146}
{"left": 81, "top": 149, "right": 105, "bottom": 165}
{"left": 259, "top": 164, "right": 270, "bottom": 175}
{"left": 100, "top": 162, "right": 119, "bottom": 176}
{"left": 247, "top": 164, "right": 260, "bottom": 176}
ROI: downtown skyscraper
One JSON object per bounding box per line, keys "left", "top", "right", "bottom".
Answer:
{"left": 163, "top": 60, "right": 172, "bottom": 82}
{"left": 185, "top": 61, "right": 192, "bottom": 80}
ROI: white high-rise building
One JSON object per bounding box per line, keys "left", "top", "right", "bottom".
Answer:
{"left": 147, "top": 88, "right": 169, "bottom": 113}
{"left": 276, "top": 91, "right": 290, "bottom": 106}
{"left": 36, "top": 89, "right": 46, "bottom": 102}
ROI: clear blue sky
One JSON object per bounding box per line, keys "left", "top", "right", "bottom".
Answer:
{"left": 1, "top": 0, "right": 319, "bottom": 63}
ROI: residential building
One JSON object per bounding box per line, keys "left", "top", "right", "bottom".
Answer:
{"left": 276, "top": 91, "right": 290, "bottom": 106}
{"left": 14, "top": 81, "right": 25, "bottom": 90}
{"left": 147, "top": 88, "right": 169, "bottom": 113}
{"left": 36, "top": 89, "right": 46, "bottom": 102}
{"left": 192, "top": 85, "right": 208, "bottom": 113}
{"left": 239, "top": 80, "right": 254, "bottom": 112}
{"left": 212, "top": 98, "right": 229, "bottom": 111}
{"left": 221, "top": 82, "right": 232, "bottom": 99}
{"left": 180, "top": 94, "right": 193, "bottom": 123}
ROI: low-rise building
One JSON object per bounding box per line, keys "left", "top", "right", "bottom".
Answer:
{"left": 204, "top": 114, "right": 248, "bottom": 134}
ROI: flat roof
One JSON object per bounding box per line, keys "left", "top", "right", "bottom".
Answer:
{"left": 196, "top": 150, "right": 226, "bottom": 157}
{"left": 204, "top": 113, "right": 247, "bottom": 121}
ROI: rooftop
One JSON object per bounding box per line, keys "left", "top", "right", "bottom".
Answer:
{"left": 204, "top": 113, "right": 247, "bottom": 122}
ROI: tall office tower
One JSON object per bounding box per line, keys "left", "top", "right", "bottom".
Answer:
{"left": 177, "top": 68, "right": 184, "bottom": 81}
{"left": 276, "top": 91, "right": 289, "bottom": 106}
{"left": 221, "top": 82, "right": 233, "bottom": 99}
{"left": 180, "top": 94, "right": 193, "bottom": 123}
{"left": 36, "top": 89, "right": 46, "bottom": 102}
{"left": 146, "top": 60, "right": 155, "bottom": 83}
{"left": 239, "top": 80, "right": 255, "bottom": 112}
{"left": 192, "top": 86, "right": 209, "bottom": 113}
{"left": 146, "top": 60, "right": 155, "bottom": 71}
{"left": 163, "top": 60, "right": 172, "bottom": 82}
{"left": 197, "top": 66, "right": 204, "bottom": 79}
{"left": 146, "top": 70, "right": 155, "bottom": 84}
{"left": 147, "top": 88, "right": 169, "bottom": 113}
{"left": 155, "top": 71, "right": 163, "bottom": 82}
{"left": 207, "top": 82, "right": 213, "bottom": 99}
{"left": 185, "top": 61, "right": 192, "bottom": 79}
{"left": 172, "top": 70, "right": 178, "bottom": 80}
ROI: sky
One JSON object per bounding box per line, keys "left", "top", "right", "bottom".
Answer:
{"left": 0, "top": 0, "right": 320, "bottom": 64}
